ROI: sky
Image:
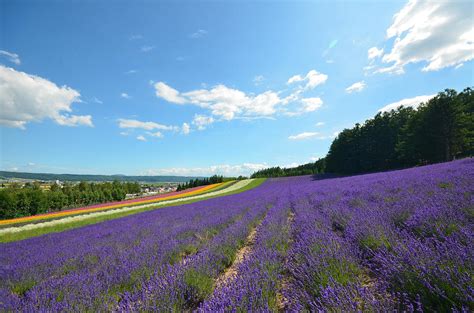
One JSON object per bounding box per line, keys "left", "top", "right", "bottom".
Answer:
{"left": 1, "top": 0, "right": 473, "bottom": 176}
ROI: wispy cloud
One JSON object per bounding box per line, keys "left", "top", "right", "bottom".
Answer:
{"left": 288, "top": 132, "right": 321, "bottom": 140}
{"left": 120, "top": 92, "right": 130, "bottom": 99}
{"left": 345, "top": 81, "right": 366, "bottom": 93}
{"left": 190, "top": 29, "right": 208, "bottom": 39}
{"left": 129, "top": 34, "right": 143, "bottom": 40}
{"left": 141, "top": 45, "right": 154, "bottom": 52}
{"left": 125, "top": 69, "right": 137, "bottom": 74}
{"left": 142, "top": 162, "right": 268, "bottom": 177}
{"left": 136, "top": 135, "right": 147, "bottom": 141}
{"left": 253, "top": 75, "right": 265, "bottom": 86}
{"left": 378, "top": 94, "right": 436, "bottom": 112}
{"left": 0, "top": 50, "right": 21, "bottom": 65}
{"left": 117, "top": 118, "right": 174, "bottom": 131}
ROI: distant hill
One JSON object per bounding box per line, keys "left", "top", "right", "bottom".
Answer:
{"left": 0, "top": 171, "right": 202, "bottom": 183}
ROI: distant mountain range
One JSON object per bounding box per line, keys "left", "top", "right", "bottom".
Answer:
{"left": 0, "top": 171, "right": 202, "bottom": 183}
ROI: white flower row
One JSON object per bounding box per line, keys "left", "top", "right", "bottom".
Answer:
{"left": 0, "top": 179, "right": 255, "bottom": 236}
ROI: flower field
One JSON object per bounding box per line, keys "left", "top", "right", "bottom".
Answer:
{"left": 0, "top": 182, "right": 226, "bottom": 227}
{"left": 1, "top": 159, "right": 473, "bottom": 311}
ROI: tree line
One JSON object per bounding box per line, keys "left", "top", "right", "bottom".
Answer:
{"left": 325, "top": 88, "right": 473, "bottom": 174}
{"left": 251, "top": 87, "right": 473, "bottom": 177}
{"left": 177, "top": 175, "right": 225, "bottom": 191}
{"left": 0, "top": 181, "right": 141, "bottom": 219}
{"left": 251, "top": 159, "right": 326, "bottom": 178}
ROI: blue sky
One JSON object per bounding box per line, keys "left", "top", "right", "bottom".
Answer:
{"left": 1, "top": 0, "right": 473, "bottom": 176}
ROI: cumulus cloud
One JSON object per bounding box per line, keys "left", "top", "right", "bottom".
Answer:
{"left": 190, "top": 29, "right": 208, "bottom": 39}
{"left": 288, "top": 132, "right": 321, "bottom": 140}
{"left": 182, "top": 122, "right": 190, "bottom": 135}
{"left": 154, "top": 82, "right": 186, "bottom": 104}
{"left": 143, "top": 162, "right": 268, "bottom": 177}
{"left": 376, "top": 0, "right": 473, "bottom": 74}
{"left": 368, "top": 47, "right": 384, "bottom": 59}
{"left": 154, "top": 68, "right": 327, "bottom": 121}
{"left": 0, "top": 65, "right": 93, "bottom": 129}
{"left": 136, "top": 135, "right": 147, "bottom": 141}
{"left": 378, "top": 94, "right": 436, "bottom": 112}
{"left": 301, "top": 97, "right": 323, "bottom": 112}
{"left": 287, "top": 74, "right": 304, "bottom": 84}
{"left": 192, "top": 114, "right": 214, "bottom": 130}
{"left": 0, "top": 50, "right": 21, "bottom": 65}
{"left": 287, "top": 70, "right": 328, "bottom": 90}
{"left": 117, "top": 118, "right": 174, "bottom": 131}
{"left": 55, "top": 114, "right": 93, "bottom": 127}
{"left": 345, "top": 81, "right": 366, "bottom": 93}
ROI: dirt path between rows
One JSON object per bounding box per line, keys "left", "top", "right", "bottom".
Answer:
{"left": 214, "top": 222, "right": 260, "bottom": 290}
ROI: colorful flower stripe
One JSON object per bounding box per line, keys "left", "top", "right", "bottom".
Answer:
{"left": 0, "top": 183, "right": 224, "bottom": 226}
{"left": 0, "top": 179, "right": 255, "bottom": 237}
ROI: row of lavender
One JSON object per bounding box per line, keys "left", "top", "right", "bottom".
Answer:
{"left": 1, "top": 158, "right": 473, "bottom": 311}
{"left": 0, "top": 178, "right": 286, "bottom": 311}
{"left": 195, "top": 159, "right": 473, "bottom": 311}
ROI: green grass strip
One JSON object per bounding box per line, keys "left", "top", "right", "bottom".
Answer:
{"left": 0, "top": 179, "right": 266, "bottom": 243}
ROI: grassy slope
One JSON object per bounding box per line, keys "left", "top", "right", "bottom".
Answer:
{"left": 0, "top": 179, "right": 266, "bottom": 243}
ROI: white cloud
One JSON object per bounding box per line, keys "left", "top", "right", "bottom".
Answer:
{"left": 190, "top": 29, "right": 208, "bottom": 39}
{"left": 136, "top": 135, "right": 147, "bottom": 141}
{"left": 154, "top": 82, "right": 186, "bottom": 104}
{"left": 143, "top": 162, "right": 268, "bottom": 177}
{"left": 288, "top": 70, "right": 328, "bottom": 90}
{"left": 182, "top": 122, "right": 190, "bottom": 135}
{"left": 289, "top": 132, "right": 321, "bottom": 140}
{"left": 27, "top": 162, "right": 35, "bottom": 166}
{"left": 141, "top": 46, "right": 154, "bottom": 52}
{"left": 345, "top": 81, "right": 366, "bottom": 93}
{"left": 117, "top": 118, "right": 174, "bottom": 131}
{"left": 0, "top": 50, "right": 21, "bottom": 65}
{"left": 120, "top": 93, "right": 130, "bottom": 99}
{"left": 253, "top": 75, "right": 265, "bottom": 86}
{"left": 287, "top": 74, "right": 303, "bottom": 84}
{"left": 125, "top": 70, "right": 137, "bottom": 74}
{"left": 0, "top": 65, "right": 93, "bottom": 129}
{"left": 378, "top": 94, "right": 436, "bottom": 112}
{"left": 192, "top": 114, "right": 214, "bottom": 130}
{"left": 93, "top": 97, "right": 103, "bottom": 104}
{"left": 155, "top": 70, "right": 326, "bottom": 121}
{"left": 147, "top": 131, "right": 164, "bottom": 138}
{"left": 368, "top": 47, "right": 384, "bottom": 59}
{"left": 377, "top": 0, "right": 473, "bottom": 73}
{"left": 315, "top": 122, "right": 325, "bottom": 127}
{"left": 301, "top": 97, "right": 323, "bottom": 112}
{"left": 129, "top": 34, "right": 143, "bottom": 40}
{"left": 120, "top": 131, "right": 129, "bottom": 136}
{"left": 55, "top": 114, "right": 93, "bottom": 127}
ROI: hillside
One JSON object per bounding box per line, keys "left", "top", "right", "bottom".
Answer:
{"left": 0, "top": 171, "right": 202, "bottom": 183}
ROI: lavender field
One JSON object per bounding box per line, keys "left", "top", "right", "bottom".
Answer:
{"left": 1, "top": 159, "right": 473, "bottom": 312}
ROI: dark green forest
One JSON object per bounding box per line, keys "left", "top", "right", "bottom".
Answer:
{"left": 0, "top": 181, "right": 141, "bottom": 219}
{"left": 253, "top": 87, "right": 473, "bottom": 177}
{"left": 251, "top": 159, "right": 326, "bottom": 178}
